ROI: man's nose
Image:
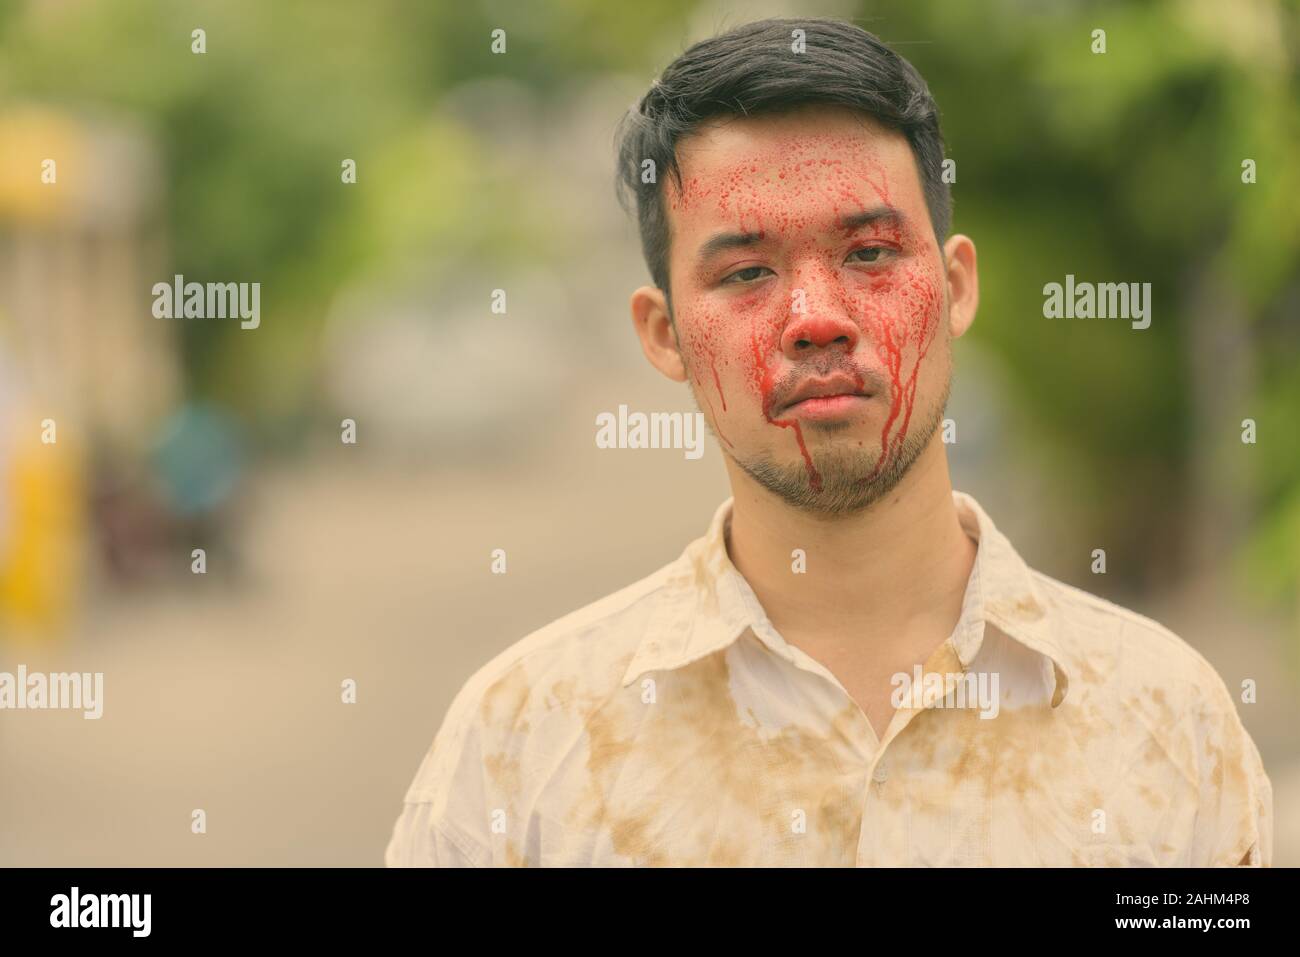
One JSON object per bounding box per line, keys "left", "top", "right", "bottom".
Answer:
{"left": 779, "top": 285, "right": 860, "bottom": 358}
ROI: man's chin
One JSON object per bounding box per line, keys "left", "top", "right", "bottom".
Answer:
{"left": 732, "top": 446, "right": 902, "bottom": 516}
{"left": 787, "top": 415, "right": 864, "bottom": 435}
{"left": 729, "top": 402, "right": 945, "bottom": 515}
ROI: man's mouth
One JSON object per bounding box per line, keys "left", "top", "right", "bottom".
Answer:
{"left": 777, "top": 373, "right": 874, "bottom": 417}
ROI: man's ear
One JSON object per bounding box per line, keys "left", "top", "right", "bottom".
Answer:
{"left": 631, "top": 285, "right": 687, "bottom": 382}
{"left": 942, "top": 234, "right": 978, "bottom": 339}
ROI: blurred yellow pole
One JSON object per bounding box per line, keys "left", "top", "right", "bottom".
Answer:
{"left": 0, "top": 406, "right": 85, "bottom": 642}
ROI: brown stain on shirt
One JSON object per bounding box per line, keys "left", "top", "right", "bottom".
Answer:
{"left": 687, "top": 541, "right": 721, "bottom": 620}
{"left": 480, "top": 663, "right": 532, "bottom": 734}
{"left": 484, "top": 752, "right": 522, "bottom": 797}
{"left": 571, "top": 647, "right": 863, "bottom": 866}
{"left": 391, "top": 494, "right": 1272, "bottom": 867}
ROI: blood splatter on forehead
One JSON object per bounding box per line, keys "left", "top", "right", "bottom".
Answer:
{"left": 667, "top": 122, "right": 945, "bottom": 494}
{"left": 670, "top": 129, "right": 896, "bottom": 219}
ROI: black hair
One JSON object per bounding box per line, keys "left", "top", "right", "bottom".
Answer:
{"left": 614, "top": 17, "right": 951, "bottom": 317}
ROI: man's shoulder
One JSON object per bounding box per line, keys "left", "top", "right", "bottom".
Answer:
{"left": 404, "top": 554, "right": 682, "bottom": 802}
{"left": 468, "top": 560, "right": 674, "bottom": 709}
{"left": 1027, "top": 568, "right": 1271, "bottom": 867}
{"left": 1028, "top": 568, "right": 1238, "bottom": 717}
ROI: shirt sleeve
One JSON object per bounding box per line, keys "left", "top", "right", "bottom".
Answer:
{"left": 384, "top": 801, "right": 483, "bottom": 867}
{"left": 1192, "top": 699, "right": 1273, "bottom": 867}
{"left": 382, "top": 676, "right": 496, "bottom": 867}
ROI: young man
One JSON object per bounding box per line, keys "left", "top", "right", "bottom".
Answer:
{"left": 386, "top": 18, "right": 1272, "bottom": 867}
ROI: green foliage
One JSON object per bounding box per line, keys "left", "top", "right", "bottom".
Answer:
{"left": 1, "top": 0, "right": 1295, "bottom": 610}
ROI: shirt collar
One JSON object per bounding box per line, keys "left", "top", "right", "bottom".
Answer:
{"left": 621, "top": 490, "right": 1072, "bottom": 709}
{"left": 949, "top": 490, "right": 1072, "bottom": 708}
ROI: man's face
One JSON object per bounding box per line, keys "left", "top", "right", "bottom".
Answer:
{"left": 662, "top": 106, "right": 955, "bottom": 514}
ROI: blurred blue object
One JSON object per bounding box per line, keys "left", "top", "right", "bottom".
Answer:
{"left": 151, "top": 403, "right": 244, "bottom": 517}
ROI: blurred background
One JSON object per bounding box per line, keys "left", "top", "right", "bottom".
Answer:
{"left": 0, "top": 0, "right": 1296, "bottom": 865}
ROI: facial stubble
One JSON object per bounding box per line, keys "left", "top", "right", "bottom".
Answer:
{"left": 685, "top": 330, "right": 952, "bottom": 518}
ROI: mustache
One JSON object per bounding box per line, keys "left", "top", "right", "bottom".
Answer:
{"left": 767, "top": 361, "right": 891, "bottom": 415}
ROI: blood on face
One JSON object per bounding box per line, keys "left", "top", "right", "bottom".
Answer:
{"left": 668, "top": 128, "right": 944, "bottom": 491}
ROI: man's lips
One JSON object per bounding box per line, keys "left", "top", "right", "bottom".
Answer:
{"left": 776, "top": 373, "right": 873, "bottom": 415}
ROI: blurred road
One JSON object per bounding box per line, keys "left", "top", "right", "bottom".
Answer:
{"left": 1, "top": 393, "right": 1295, "bottom": 865}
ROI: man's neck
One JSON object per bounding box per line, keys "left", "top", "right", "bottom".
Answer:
{"left": 724, "top": 436, "right": 977, "bottom": 662}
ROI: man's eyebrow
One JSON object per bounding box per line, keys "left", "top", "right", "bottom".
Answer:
{"left": 837, "top": 205, "right": 905, "bottom": 232}
{"left": 695, "top": 205, "right": 907, "bottom": 262}
{"left": 696, "top": 229, "right": 768, "bottom": 263}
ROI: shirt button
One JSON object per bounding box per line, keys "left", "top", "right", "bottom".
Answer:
{"left": 872, "top": 763, "right": 889, "bottom": 784}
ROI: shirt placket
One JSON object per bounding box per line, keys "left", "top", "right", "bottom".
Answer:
{"left": 857, "top": 637, "right": 967, "bottom": 866}
{"left": 727, "top": 565, "right": 974, "bottom": 867}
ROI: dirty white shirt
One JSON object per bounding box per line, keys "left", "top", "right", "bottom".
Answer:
{"left": 385, "top": 491, "right": 1273, "bottom": 867}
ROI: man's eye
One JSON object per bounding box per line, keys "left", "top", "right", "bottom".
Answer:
{"left": 722, "top": 266, "right": 772, "bottom": 284}
{"left": 848, "top": 246, "right": 890, "bottom": 264}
